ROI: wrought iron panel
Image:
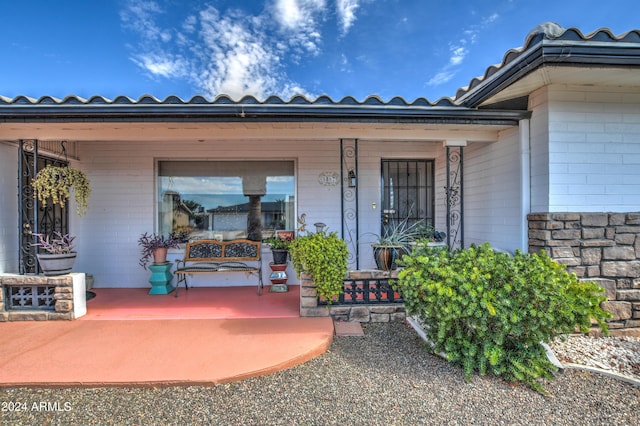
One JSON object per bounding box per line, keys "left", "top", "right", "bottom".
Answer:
{"left": 445, "top": 146, "right": 464, "bottom": 249}
{"left": 188, "top": 242, "right": 223, "bottom": 259}
{"left": 341, "top": 139, "right": 359, "bottom": 269}
{"left": 225, "top": 242, "right": 258, "bottom": 258}
{"left": 319, "top": 279, "right": 403, "bottom": 305}
{"left": 381, "top": 159, "right": 435, "bottom": 232}
{"left": 18, "top": 140, "right": 69, "bottom": 274}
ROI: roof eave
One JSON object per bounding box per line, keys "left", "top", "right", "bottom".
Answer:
{"left": 0, "top": 105, "right": 529, "bottom": 126}
{"left": 457, "top": 40, "right": 640, "bottom": 108}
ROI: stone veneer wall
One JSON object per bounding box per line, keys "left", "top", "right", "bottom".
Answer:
{"left": 528, "top": 213, "right": 640, "bottom": 337}
{"left": 300, "top": 271, "right": 406, "bottom": 323}
{"left": 0, "top": 274, "right": 85, "bottom": 321}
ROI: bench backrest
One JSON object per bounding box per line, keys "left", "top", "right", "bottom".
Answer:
{"left": 183, "top": 239, "right": 261, "bottom": 262}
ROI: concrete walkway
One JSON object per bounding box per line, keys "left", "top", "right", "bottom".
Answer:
{"left": 0, "top": 287, "right": 334, "bottom": 387}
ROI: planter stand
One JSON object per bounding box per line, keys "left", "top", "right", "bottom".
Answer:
{"left": 148, "top": 262, "right": 174, "bottom": 295}
{"left": 269, "top": 263, "right": 288, "bottom": 292}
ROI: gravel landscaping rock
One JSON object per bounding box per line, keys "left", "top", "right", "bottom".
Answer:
{"left": 549, "top": 334, "right": 640, "bottom": 381}
{"left": 2, "top": 322, "right": 639, "bottom": 425}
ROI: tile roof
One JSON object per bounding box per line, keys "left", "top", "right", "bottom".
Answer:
{"left": 0, "top": 92, "right": 527, "bottom": 125}
{"left": 455, "top": 22, "right": 640, "bottom": 106}
{"left": 0, "top": 94, "right": 455, "bottom": 107}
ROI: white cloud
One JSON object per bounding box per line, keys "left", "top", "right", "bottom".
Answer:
{"left": 120, "top": 1, "right": 171, "bottom": 44}
{"left": 449, "top": 46, "right": 468, "bottom": 66}
{"left": 131, "top": 53, "right": 189, "bottom": 78}
{"left": 426, "top": 12, "right": 500, "bottom": 89}
{"left": 273, "top": 0, "right": 326, "bottom": 29}
{"left": 193, "top": 6, "right": 284, "bottom": 100}
{"left": 336, "top": 0, "right": 360, "bottom": 35}
{"left": 121, "top": 0, "right": 363, "bottom": 100}
{"left": 426, "top": 70, "right": 456, "bottom": 86}
{"left": 271, "top": 0, "right": 327, "bottom": 56}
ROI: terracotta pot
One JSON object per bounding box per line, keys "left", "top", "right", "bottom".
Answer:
{"left": 152, "top": 247, "right": 169, "bottom": 264}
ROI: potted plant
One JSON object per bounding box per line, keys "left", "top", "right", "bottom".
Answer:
{"left": 138, "top": 232, "right": 181, "bottom": 269}
{"left": 33, "top": 232, "right": 77, "bottom": 276}
{"left": 264, "top": 233, "right": 293, "bottom": 265}
{"left": 369, "top": 218, "right": 422, "bottom": 271}
{"left": 289, "top": 229, "right": 348, "bottom": 303}
{"left": 31, "top": 165, "right": 91, "bottom": 216}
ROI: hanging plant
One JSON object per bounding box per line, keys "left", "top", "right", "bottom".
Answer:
{"left": 31, "top": 165, "right": 91, "bottom": 216}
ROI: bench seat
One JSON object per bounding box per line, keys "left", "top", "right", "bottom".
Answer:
{"left": 174, "top": 239, "right": 263, "bottom": 297}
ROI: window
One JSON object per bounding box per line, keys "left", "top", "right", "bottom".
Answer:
{"left": 381, "top": 159, "right": 434, "bottom": 231}
{"left": 157, "top": 161, "right": 295, "bottom": 241}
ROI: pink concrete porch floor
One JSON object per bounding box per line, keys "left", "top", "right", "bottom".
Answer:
{"left": 0, "top": 286, "right": 334, "bottom": 387}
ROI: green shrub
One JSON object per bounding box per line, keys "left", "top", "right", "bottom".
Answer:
{"left": 395, "top": 243, "right": 611, "bottom": 393}
{"left": 289, "top": 230, "right": 349, "bottom": 302}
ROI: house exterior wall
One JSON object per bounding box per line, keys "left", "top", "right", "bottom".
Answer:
{"left": 463, "top": 128, "right": 525, "bottom": 251}
{"left": 0, "top": 142, "right": 18, "bottom": 274}
{"left": 526, "top": 84, "right": 640, "bottom": 335}
{"left": 530, "top": 85, "right": 640, "bottom": 212}
{"left": 529, "top": 87, "right": 551, "bottom": 212}
{"left": 70, "top": 138, "right": 452, "bottom": 287}
{"left": 74, "top": 138, "right": 341, "bottom": 288}
{"left": 356, "top": 140, "right": 446, "bottom": 268}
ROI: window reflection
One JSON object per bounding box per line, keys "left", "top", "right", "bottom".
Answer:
{"left": 158, "top": 161, "right": 295, "bottom": 241}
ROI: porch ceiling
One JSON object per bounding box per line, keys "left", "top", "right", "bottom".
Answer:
{"left": 0, "top": 121, "right": 512, "bottom": 143}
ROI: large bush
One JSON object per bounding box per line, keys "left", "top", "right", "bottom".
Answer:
{"left": 395, "top": 243, "right": 611, "bottom": 393}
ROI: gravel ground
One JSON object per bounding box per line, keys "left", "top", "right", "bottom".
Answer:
{"left": 1, "top": 321, "right": 639, "bottom": 426}
{"left": 549, "top": 334, "right": 640, "bottom": 381}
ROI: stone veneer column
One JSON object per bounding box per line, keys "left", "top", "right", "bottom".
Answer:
{"left": 299, "top": 273, "right": 329, "bottom": 317}
{"left": 528, "top": 212, "right": 640, "bottom": 336}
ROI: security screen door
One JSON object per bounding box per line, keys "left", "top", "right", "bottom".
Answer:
{"left": 381, "top": 159, "right": 434, "bottom": 233}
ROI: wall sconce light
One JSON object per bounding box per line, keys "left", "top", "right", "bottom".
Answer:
{"left": 348, "top": 169, "right": 357, "bottom": 188}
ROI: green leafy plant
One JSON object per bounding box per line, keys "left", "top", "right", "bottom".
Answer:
{"left": 264, "top": 234, "right": 294, "bottom": 250}
{"left": 31, "top": 165, "right": 91, "bottom": 216}
{"left": 289, "top": 229, "right": 348, "bottom": 303}
{"left": 394, "top": 243, "right": 611, "bottom": 393}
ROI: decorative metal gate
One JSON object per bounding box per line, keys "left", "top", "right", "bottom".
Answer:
{"left": 445, "top": 146, "right": 464, "bottom": 249}
{"left": 18, "top": 140, "right": 69, "bottom": 274}
{"left": 340, "top": 139, "right": 359, "bottom": 269}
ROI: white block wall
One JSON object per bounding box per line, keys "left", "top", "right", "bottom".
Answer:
{"left": 464, "top": 128, "right": 525, "bottom": 251}
{"left": 70, "top": 138, "right": 458, "bottom": 286}
{"left": 0, "top": 142, "right": 18, "bottom": 273}
{"left": 531, "top": 85, "right": 640, "bottom": 212}
{"left": 75, "top": 138, "right": 344, "bottom": 288}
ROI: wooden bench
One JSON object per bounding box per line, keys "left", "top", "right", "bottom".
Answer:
{"left": 174, "top": 239, "right": 263, "bottom": 297}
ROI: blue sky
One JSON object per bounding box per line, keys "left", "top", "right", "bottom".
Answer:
{"left": 1, "top": 0, "right": 638, "bottom": 102}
